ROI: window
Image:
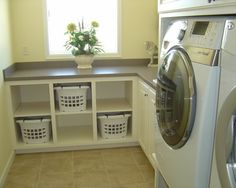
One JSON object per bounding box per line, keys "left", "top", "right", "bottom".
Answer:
{"left": 45, "top": 0, "right": 120, "bottom": 58}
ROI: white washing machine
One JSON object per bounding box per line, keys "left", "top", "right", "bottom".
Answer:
{"left": 210, "top": 19, "right": 236, "bottom": 188}
{"left": 155, "top": 17, "right": 228, "bottom": 188}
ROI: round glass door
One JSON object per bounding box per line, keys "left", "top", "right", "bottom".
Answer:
{"left": 215, "top": 89, "right": 236, "bottom": 188}
{"left": 156, "top": 46, "right": 196, "bottom": 149}
{"left": 226, "top": 116, "right": 236, "bottom": 187}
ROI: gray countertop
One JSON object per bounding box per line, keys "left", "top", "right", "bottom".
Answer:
{"left": 3, "top": 59, "right": 158, "bottom": 88}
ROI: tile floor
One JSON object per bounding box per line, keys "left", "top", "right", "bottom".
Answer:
{"left": 4, "top": 146, "right": 155, "bottom": 188}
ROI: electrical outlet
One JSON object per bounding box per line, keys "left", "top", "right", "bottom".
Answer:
{"left": 22, "top": 46, "right": 29, "bottom": 56}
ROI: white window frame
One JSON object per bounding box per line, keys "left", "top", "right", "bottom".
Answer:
{"left": 43, "top": 0, "right": 122, "bottom": 60}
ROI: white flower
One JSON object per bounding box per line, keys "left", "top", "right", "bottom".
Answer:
{"left": 78, "top": 35, "right": 84, "bottom": 41}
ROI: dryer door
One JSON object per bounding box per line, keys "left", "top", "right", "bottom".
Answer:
{"left": 156, "top": 46, "right": 196, "bottom": 149}
{"left": 215, "top": 88, "right": 236, "bottom": 188}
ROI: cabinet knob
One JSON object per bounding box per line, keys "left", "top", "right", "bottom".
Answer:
{"left": 144, "top": 93, "right": 148, "bottom": 97}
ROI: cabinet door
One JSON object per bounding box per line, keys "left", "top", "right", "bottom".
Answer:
{"left": 138, "top": 81, "right": 149, "bottom": 153}
{"left": 147, "top": 88, "right": 158, "bottom": 168}
{"left": 138, "top": 81, "right": 159, "bottom": 169}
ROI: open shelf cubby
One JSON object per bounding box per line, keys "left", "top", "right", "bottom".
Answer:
{"left": 10, "top": 84, "right": 51, "bottom": 117}
{"left": 55, "top": 113, "right": 93, "bottom": 143}
{"left": 96, "top": 81, "right": 133, "bottom": 113}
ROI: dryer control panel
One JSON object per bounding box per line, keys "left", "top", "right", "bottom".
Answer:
{"left": 161, "top": 17, "right": 228, "bottom": 53}
{"left": 184, "top": 18, "right": 226, "bottom": 50}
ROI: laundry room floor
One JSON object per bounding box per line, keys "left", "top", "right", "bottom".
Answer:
{"left": 3, "top": 146, "right": 154, "bottom": 188}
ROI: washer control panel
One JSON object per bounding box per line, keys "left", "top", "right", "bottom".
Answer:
{"left": 184, "top": 19, "right": 226, "bottom": 50}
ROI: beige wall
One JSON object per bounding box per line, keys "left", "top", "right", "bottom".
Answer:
{"left": 10, "top": 0, "right": 158, "bottom": 62}
{"left": 0, "top": 0, "right": 13, "bottom": 184}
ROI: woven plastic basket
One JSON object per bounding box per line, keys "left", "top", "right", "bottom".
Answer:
{"left": 98, "top": 114, "right": 131, "bottom": 139}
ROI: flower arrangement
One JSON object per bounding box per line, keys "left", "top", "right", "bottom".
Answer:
{"left": 65, "top": 20, "right": 104, "bottom": 56}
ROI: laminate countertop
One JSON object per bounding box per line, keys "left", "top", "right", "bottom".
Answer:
{"left": 3, "top": 59, "right": 158, "bottom": 88}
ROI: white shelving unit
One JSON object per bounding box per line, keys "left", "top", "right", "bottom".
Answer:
{"left": 6, "top": 77, "right": 138, "bottom": 153}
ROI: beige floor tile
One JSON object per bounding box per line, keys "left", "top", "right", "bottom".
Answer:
{"left": 4, "top": 174, "right": 38, "bottom": 188}
{"left": 74, "top": 171, "right": 109, "bottom": 187}
{"left": 8, "top": 163, "right": 40, "bottom": 177}
{"left": 103, "top": 152, "right": 136, "bottom": 168}
{"left": 109, "top": 182, "right": 154, "bottom": 188}
{"left": 42, "top": 151, "right": 73, "bottom": 159}
{"left": 73, "top": 149, "right": 105, "bottom": 173}
{"left": 37, "top": 181, "right": 74, "bottom": 188}
{"left": 41, "top": 157, "right": 73, "bottom": 174}
{"left": 73, "top": 157, "right": 105, "bottom": 173}
{"left": 73, "top": 149, "right": 102, "bottom": 158}
{"left": 107, "top": 164, "right": 145, "bottom": 185}
{"left": 37, "top": 172, "right": 74, "bottom": 188}
{"left": 8, "top": 155, "right": 41, "bottom": 178}
{"left": 74, "top": 184, "right": 110, "bottom": 188}
{"left": 138, "top": 182, "right": 155, "bottom": 188}
{"left": 132, "top": 151, "right": 150, "bottom": 166}
{"left": 108, "top": 183, "right": 130, "bottom": 188}
{"left": 13, "top": 153, "right": 42, "bottom": 163}
{"left": 39, "top": 171, "right": 74, "bottom": 182}
{"left": 100, "top": 147, "right": 135, "bottom": 155}
{"left": 127, "top": 146, "right": 143, "bottom": 153}
{"left": 139, "top": 165, "right": 155, "bottom": 183}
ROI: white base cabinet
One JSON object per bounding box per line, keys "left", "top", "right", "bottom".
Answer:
{"left": 138, "top": 79, "right": 158, "bottom": 169}
{"left": 6, "top": 77, "right": 139, "bottom": 153}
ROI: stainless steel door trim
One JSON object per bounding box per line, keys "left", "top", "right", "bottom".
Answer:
{"left": 156, "top": 46, "right": 197, "bottom": 149}
{"left": 176, "top": 47, "right": 196, "bottom": 97}
{"left": 216, "top": 86, "right": 236, "bottom": 188}
{"left": 226, "top": 116, "right": 236, "bottom": 187}
{"left": 225, "top": 116, "right": 235, "bottom": 161}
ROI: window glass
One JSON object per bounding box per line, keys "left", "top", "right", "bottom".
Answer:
{"left": 45, "top": 0, "right": 119, "bottom": 57}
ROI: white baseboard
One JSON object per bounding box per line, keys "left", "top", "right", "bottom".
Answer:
{"left": 0, "top": 151, "right": 15, "bottom": 187}
{"left": 15, "top": 141, "right": 139, "bottom": 154}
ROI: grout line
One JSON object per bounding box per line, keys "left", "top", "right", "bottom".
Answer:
{"left": 34, "top": 153, "right": 43, "bottom": 188}
{"left": 131, "top": 149, "right": 147, "bottom": 184}
{"left": 100, "top": 148, "right": 111, "bottom": 188}
{"left": 72, "top": 150, "right": 75, "bottom": 187}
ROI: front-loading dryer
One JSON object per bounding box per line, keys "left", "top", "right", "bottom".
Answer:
{"left": 155, "top": 17, "right": 228, "bottom": 188}
{"left": 210, "top": 18, "right": 236, "bottom": 188}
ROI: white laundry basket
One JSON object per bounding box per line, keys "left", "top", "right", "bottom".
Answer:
{"left": 98, "top": 114, "right": 131, "bottom": 139}
{"left": 54, "top": 85, "right": 89, "bottom": 112}
{"left": 17, "top": 118, "right": 51, "bottom": 144}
